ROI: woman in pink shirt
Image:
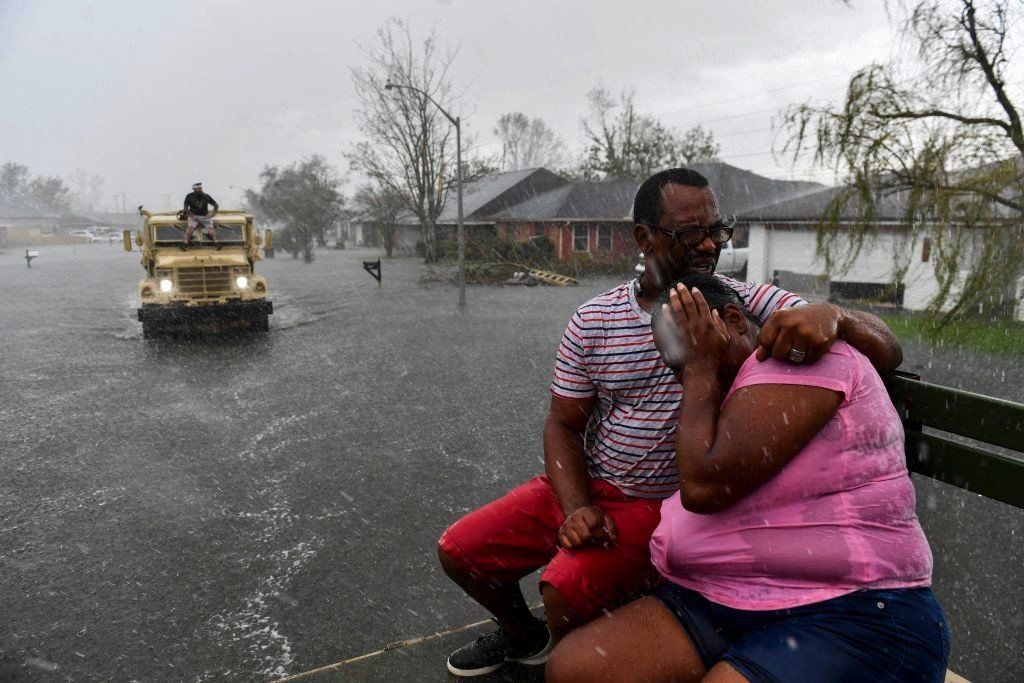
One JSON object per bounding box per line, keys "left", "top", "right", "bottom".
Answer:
{"left": 547, "top": 275, "right": 949, "bottom": 683}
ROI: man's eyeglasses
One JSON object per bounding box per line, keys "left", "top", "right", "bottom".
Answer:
{"left": 649, "top": 223, "right": 733, "bottom": 247}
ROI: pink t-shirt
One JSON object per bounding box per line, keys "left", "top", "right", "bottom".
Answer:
{"left": 649, "top": 341, "right": 933, "bottom": 611}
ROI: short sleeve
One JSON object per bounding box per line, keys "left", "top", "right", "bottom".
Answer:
{"left": 729, "top": 341, "right": 861, "bottom": 400}
{"left": 550, "top": 309, "right": 596, "bottom": 399}
{"left": 717, "top": 275, "right": 806, "bottom": 326}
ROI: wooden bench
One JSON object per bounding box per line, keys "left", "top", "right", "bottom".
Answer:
{"left": 285, "top": 373, "right": 1024, "bottom": 682}
{"left": 884, "top": 370, "right": 1024, "bottom": 509}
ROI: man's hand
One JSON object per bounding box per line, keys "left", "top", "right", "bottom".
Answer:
{"left": 756, "top": 302, "right": 839, "bottom": 365}
{"left": 557, "top": 505, "right": 617, "bottom": 550}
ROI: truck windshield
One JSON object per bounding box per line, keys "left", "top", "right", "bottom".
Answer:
{"left": 152, "top": 223, "right": 246, "bottom": 244}
{"left": 153, "top": 224, "right": 187, "bottom": 242}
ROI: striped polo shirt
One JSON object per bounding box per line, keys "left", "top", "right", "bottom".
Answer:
{"left": 551, "top": 275, "right": 806, "bottom": 499}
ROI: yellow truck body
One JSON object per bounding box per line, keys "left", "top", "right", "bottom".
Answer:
{"left": 126, "top": 209, "right": 273, "bottom": 337}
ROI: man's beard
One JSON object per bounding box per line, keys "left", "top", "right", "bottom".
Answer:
{"left": 646, "top": 251, "right": 718, "bottom": 292}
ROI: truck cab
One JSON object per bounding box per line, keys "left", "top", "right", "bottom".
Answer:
{"left": 125, "top": 209, "right": 273, "bottom": 337}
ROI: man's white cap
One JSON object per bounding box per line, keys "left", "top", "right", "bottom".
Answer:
{"left": 192, "top": 182, "right": 203, "bottom": 189}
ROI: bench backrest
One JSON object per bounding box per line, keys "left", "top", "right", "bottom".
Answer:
{"left": 884, "top": 371, "right": 1024, "bottom": 509}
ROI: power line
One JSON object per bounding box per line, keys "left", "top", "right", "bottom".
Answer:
{"left": 653, "top": 73, "right": 851, "bottom": 118}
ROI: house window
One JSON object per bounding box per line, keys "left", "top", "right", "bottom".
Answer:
{"left": 573, "top": 224, "right": 590, "bottom": 252}
{"left": 596, "top": 225, "right": 612, "bottom": 250}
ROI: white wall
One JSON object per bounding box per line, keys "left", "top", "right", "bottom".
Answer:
{"left": 748, "top": 223, "right": 1024, "bottom": 320}
{"left": 749, "top": 223, "right": 897, "bottom": 281}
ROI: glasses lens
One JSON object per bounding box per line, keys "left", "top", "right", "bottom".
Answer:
{"left": 710, "top": 227, "right": 733, "bottom": 244}
{"left": 673, "top": 228, "right": 705, "bottom": 245}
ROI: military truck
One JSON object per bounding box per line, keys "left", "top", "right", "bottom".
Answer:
{"left": 124, "top": 208, "right": 273, "bottom": 338}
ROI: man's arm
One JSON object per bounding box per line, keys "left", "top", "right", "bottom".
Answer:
{"left": 543, "top": 394, "right": 616, "bottom": 548}
{"left": 756, "top": 303, "right": 903, "bottom": 372}
{"left": 208, "top": 194, "right": 219, "bottom": 216}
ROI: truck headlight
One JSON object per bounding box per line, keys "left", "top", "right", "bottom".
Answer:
{"left": 159, "top": 278, "right": 173, "bottom": 293}
{"left": 235, "top": 276, "right": 249, "bottom": 289}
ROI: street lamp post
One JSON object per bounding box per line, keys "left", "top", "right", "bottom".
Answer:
{"left": 384, "top": 81, "right": 465, "bottom": 307}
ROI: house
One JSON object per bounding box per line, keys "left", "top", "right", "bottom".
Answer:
{"left": 433, "top": 163, "right": 824, "bottom": 262}
{"left": 737, "top": 186, "right": 1024, "bottom": 320}
{"left": 345, "top": 208, "right": 421, "bottom": 252}
{"left": 0, "top": 199, "right": 58, "bottom": 231}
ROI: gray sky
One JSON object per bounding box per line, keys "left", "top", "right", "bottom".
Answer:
{"left": 0, "top": 0, "right": 898, "bottom": 212}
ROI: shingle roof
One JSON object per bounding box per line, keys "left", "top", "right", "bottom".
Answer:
{"left": 0, "top": 199, "right": 47, "bottom": 219}
{"left": 489, "top": 181, "right": 638, "bottom": 220}
{"left": 434, "top": 162, "right": 828, "bottom": 224}
{"left": 688, "top": 162, "right": 826, "bottom": 216}
{"left": 737, "top": 185, "right": 911, "bottom": 222}
{"left": 437, "top": 168, "right": 569, "bottom": 222}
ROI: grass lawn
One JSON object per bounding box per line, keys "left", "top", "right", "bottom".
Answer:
{"left": 878, "top": 312, "right": 1024, "bottom": 359}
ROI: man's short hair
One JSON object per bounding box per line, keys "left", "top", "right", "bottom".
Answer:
{"left": 632, "top": 168, "right": 710, "bottom": 227}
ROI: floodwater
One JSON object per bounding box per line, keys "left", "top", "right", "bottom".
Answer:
{"left": 1, "top": 244, "right": 1021, "bottom": 681}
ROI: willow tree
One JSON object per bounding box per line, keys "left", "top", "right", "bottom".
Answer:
{"left": 348, "top": 18, "right": 460, "bottom": 262}
{"left": 783, "top": 0, "right": 1024, "bottom": 321}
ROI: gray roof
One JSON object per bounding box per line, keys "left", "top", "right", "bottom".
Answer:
{"left": 489, "top": 181, "right": 639, "bottom": 220}
{"left": 437, "top": 168, "right": 569, "bottom": 222}
{"left": 0, "top": 199, "right": 48, "bottom": 219}
{"left": 432, "top": 162, "right": 829, "bottom": 225}
{"left": 688, "top": 162, "right": 826, "bottom": 216}
{"left": 737, "top": 185, "right": 911, "bottom": 222}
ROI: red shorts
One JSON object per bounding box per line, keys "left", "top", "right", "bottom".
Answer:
{"left": 438, "top": 476, "right": 662, "bottom": 619}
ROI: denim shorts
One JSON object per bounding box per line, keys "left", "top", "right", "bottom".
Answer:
{"left": 654, "top": 583, "right": 950, "bottom": 683}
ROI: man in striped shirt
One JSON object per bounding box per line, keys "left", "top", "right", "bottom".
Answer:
{"left": 437, "top": 168, "right": 903, "bottom": 678}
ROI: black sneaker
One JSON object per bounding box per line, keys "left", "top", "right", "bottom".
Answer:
{"left": 446, "top": 617, "right": 552, "bottom": 677}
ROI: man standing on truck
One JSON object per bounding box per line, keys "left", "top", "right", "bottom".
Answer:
{"left": 183, "top": 182, "right": 219, "bottom": 245}
{"left": 436, "top": 167, "right": 906, "bottom": 678}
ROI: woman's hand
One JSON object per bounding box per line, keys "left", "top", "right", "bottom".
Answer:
{"left": 663, "top": 283, "right": 731, "bottom": 371}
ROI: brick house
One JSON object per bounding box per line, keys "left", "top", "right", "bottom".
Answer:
{"left": 434, "top": 163, "right": 824, "bottom": 262}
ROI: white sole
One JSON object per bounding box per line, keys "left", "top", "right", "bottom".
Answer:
{"left": 446, "top": 629, "right": 553, "bottom": 676}
{"left": 446, "top": 660, "right": 504, "bottom": 677}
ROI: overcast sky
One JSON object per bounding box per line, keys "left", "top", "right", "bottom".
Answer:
{"left": 0, "top": 0, "right": 899, "bottom": 213}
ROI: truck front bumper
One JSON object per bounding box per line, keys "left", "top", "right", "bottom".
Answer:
{"left": 137, "top": 299, "right": 273, "bottom": 324}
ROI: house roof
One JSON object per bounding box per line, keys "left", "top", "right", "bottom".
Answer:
{"left": 737, "top": 185, "right": 911, "bottom": 222}
{"left": 437, "top": 168, "right": 569, "bottom": 222}
{"left": 426, "top": 163, "right": 830, "bottom": 226}
{"left": 489, "top": 181, "right": 639, "bottom": 220}
{"left": 688, "top": 162, "right": 826, "bottom": 216}
{"left": 0, "top": 199, "right": 49, "bottom": 219}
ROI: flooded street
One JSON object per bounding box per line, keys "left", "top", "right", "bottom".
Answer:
{"left": 1, "top": 244, "right": 1022, "bottom": 681}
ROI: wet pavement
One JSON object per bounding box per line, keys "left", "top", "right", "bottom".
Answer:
{"left": 1, "top": 244, "right": 1021, "bottom": 681}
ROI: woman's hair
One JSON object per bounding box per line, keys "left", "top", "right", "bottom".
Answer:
{"left": 650, "top": 274, "right": 759, "bottom": 327}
